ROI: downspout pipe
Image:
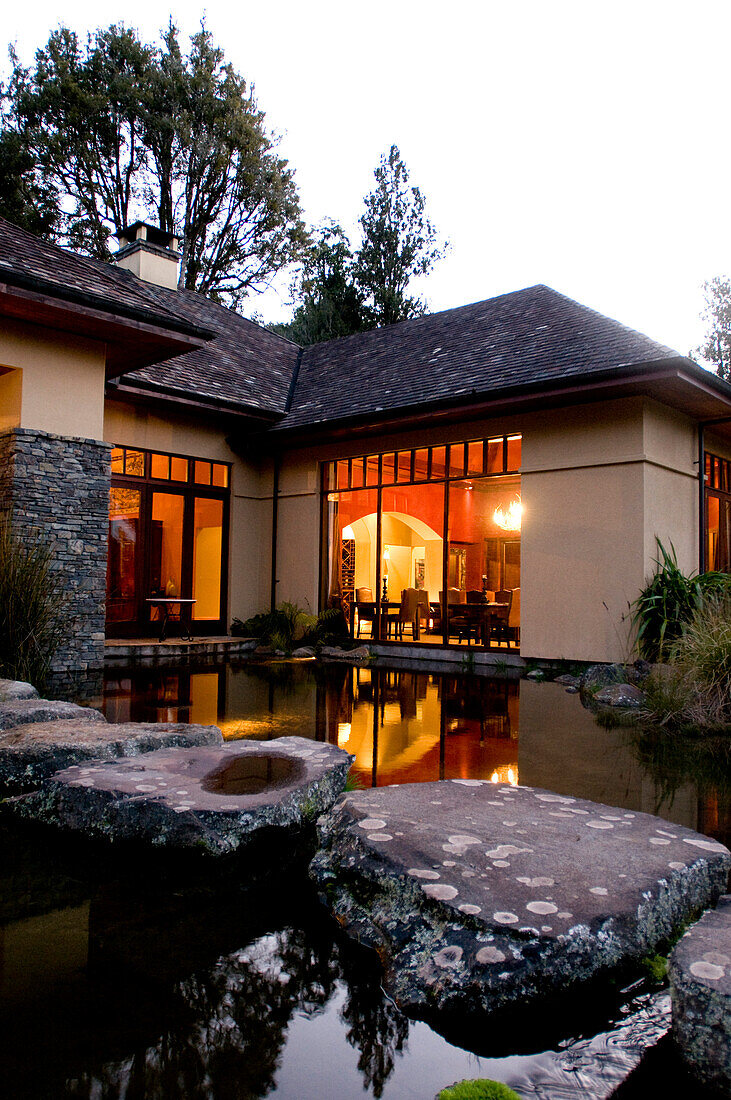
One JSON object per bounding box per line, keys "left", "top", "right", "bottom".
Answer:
{"left": 270, "top": 454, "right": 280, "bottom": 612}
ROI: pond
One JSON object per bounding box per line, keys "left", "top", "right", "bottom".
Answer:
{"left": 1, "top": 661, "right": 726, "bottom": 1098}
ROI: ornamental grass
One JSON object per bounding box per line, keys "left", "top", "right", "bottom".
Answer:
{"left": 0, "top": 519, "right": 65, "bottom": 691}
{"left": 642, "top": 592, "right": 731, "bottom": 733}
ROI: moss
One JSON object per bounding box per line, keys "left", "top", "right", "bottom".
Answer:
{"left": 438, "top": 1080, "right": 521, "bottom": 1100}
{"left": 641, "top": 953, "right": 668, "bottom": 983}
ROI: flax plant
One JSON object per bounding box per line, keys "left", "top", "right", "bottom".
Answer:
{"left": 0, "top": 519, "right": 66, "bottom": 690}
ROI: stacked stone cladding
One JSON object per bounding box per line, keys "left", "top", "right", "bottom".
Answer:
{"left": 0, "top": 428, "right": 111, "bottom": 672}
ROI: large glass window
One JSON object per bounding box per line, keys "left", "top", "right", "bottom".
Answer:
{"left": 107, "top": 446, "right": 230, "bottom": 637}
{"left": 705, "top": 451, "right": 731, "bottom": 573}
{"left": 107, "top": 487, "right": 141, "bottom": 623}
{"left": 324, "top": 437, "right": 521, "bottom": 648}
{"left": 193, "top": 497, "right": 224, "bottom": 620}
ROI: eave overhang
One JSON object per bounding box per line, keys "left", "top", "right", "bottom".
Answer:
{"left": 105, "top": 377, "right": 283, "bottom": 429}
{"left": 0, "top": 278, "right": 212, "bottom": 377}
{"left": 256, "top": 358, "right": 731, "bottom": 452}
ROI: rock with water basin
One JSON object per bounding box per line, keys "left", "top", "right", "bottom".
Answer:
{"left": 7, "top": 736, "right": 354, "bottom": 856}
{"left": 669, "top": 893, "right": 731, "bottom": 1093}
{"left": 311, "top": 780, "right": 730, "bottom": 1022}
{"left": 0, "top": 719, "right": 223, "bottom": 792}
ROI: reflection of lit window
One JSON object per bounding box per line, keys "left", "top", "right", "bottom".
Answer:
{"left": 337, "top": 722, "right": 352, "bottom": 746}
{"left": 490, "top": 765, "right": 519, "bottom": 786}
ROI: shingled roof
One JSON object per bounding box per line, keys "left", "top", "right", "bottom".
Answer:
{"left": 276, "top": 285, "right": 687, "bottom": 432}
{"left": 119, "top": 287, "right": 302, "bottom": 417}
{"left": 0, "top": 216, "right": 208, "bottom": 339}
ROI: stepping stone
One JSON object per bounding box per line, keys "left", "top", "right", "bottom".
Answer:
{"left": 669, "top": 894, "right": 731, "bottom": 1093}
{"left": 8, "top": 736, "right": 354, "bottom": 857}
{"left": 311, "top": 781, "right": 730, "bottom": 1022}
{"left": 0, "top": 679, "right": 39, "bottom": 700}
{"left": 0, "top": 697, "right": 105, "bottom": 733}
{"left": 0, "top": 720, "right": 223, "bottom": 792}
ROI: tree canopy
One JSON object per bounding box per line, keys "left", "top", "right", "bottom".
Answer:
{"left": 356, "top": 144, "right": 446, "bottom": 327}
{"left": 1, "top": 22, "right": 307, "bottom": 305}
{"left": 270, "top": 223, "right": 370, "bottom": 345}
{"left": 697, "top": 276, "right": 731, "bottom": 380}
{"left": 276, "top": 145, "right": 446, "bottom": 344}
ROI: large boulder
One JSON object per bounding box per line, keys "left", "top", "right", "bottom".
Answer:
{"left": 669, "top": 894, "right": 731, "bottom": 1093}
{"left": 0, "top": 679, "right": 39, "bottom": 701}
{"left": 0, "top": 720, "right": 223, "bottom": 792}
{"left": 311, "top": 781, "right": 730, "bottom": 1024}
{"left": 0, "top": 697, "right": 105, "bottom": 733}
{"left": 7, "top": 736, "right": 354, "bottom": 857}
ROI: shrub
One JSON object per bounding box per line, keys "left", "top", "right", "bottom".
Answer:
{"left": 0, "top": 520, "right": 65, "bottom": 690}
{"left": 231, "top": 601, "right": 340, "bottom": 654}
{"left": 632, "top": 539, "right": 731, "bottom": 661}
{"left": 642, "top": 593, "right": 731, "bottom": 731}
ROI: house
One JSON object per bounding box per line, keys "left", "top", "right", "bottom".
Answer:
{"left": 1, "top": 215, "right": 730, "bottom": 674}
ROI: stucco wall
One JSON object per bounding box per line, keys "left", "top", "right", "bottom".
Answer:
{"left": 0, "top": 319, "right": 106, "bottom": 439}
{"left": 104, "top": 400, "right": 273, "bottom": 624}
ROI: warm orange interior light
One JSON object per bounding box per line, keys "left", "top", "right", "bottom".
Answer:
{"left": 493, "top": 498, "right": 522, "bottom": 531}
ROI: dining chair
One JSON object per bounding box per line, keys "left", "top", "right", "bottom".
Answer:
{"left": 355, "top": 587, "right": 376, "bottom": 637}
{"left": 507, "top": 587, "right": 520, "bottom": 646}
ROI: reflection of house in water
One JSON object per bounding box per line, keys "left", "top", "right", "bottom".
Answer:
{"left": 329, "top": 668, "right": 519, "bottom": 788}
{"left": 518, "top": 682, "right": 730, "bottom": 845}
{"left": 98, "top": 666, "right": 729, "bottom": 847}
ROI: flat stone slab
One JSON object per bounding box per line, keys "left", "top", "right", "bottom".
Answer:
{"left": 0, "top": 679, "right": 38, "bottom": 700}
{"left": 0, "top": 720, "right": 223, "bottom": 792}
{"left": 0, "top": 697, "right": 105, "bottom": 732}
{"left": 669, "top": 894, "right": 731, "bottom": 1093}
{"left": 8, "top": 736, "right": 354, "bottom": 857}
{"left": 311, "top": 781, "right": 731, "bottom": 1021}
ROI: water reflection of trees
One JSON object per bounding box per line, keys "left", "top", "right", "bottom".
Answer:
{"left": 627, "top": 726, "right": 731, "bottom": 846}
{"left": 338, "top": 943, "right": 409, "bottom": 1098}
{"left": 61, "top": 891, "right": 410, "bottom": 1100}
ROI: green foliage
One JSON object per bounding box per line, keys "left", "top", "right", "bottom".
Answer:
{"left": 641, "top": 953, "right": 668, "bottom": 983}
{"left": 276, "top": 145, "right": 446, "bottom": 340}
{"left": 272, "top": 223, "right": 370, "bottom": 345}
{"left": 0, "top": 520, "right": 65, "bottom": 691}
{"left": 631, "top": 540, "right": 727, "bottom": 661}
{"left": 344, "top": 768, "right": 364, "bottom": 792}
{"left": 0, "top": 127, "right": 58, "bottom": 237}
{"left": 4, "top": 21, "right": 306, "bottom": 305}
{"left": 642, "top": 592, "right": 731, "bottom": 731}
{"left": 696, "top": 276, "right": 731, "bottom": 380}
{"left": 356, "top": 144, "right": 448, "bottom": 327}
{"left": 231, "top": 602, "right": 348, "bottom": 654}
{"left": 438, "top": 1080, "right": 521, "bottom": 1100}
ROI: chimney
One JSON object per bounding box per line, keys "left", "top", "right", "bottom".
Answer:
{"left": 113, "top": 221, "right": 180, "bottom": 290}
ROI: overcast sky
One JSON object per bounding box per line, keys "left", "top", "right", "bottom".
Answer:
{"left": 4, "top": 1, "right": 731, "bottom": 360}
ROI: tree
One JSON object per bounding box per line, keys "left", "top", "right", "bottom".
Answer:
{"left": 3, "top": 22, "right": 307, "bottom": 305}
{"left": 355, "top": 144, "right": 447, "bottom": 327}
{"left": 272, "top": 223, "right": 370, "bottom": 345}
{"left": 275, "top": 146, "right": 446, "bottom": 342}
{"left": 0, "top": 127, "right": 58, "bottom": 238}
{"left": 697, "top": 277, "right": 731, "bottom": 380}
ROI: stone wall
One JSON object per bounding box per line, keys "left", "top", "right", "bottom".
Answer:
{"left": 0, "top": 428, "right": 111, "bottom": 672}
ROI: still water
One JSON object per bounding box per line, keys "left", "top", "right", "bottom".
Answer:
{"left": 0, "top": 661, "right": 726, "bottom": 1098}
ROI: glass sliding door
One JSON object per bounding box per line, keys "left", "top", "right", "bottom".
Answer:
{"left": 106, "top": 446, "right": 230, "bottom": 637}
{"left": 107, "top": 487, "right": 141, "bottom": 624}
{"left": 193, "top": 497, "right": 224, "bottom": 621}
